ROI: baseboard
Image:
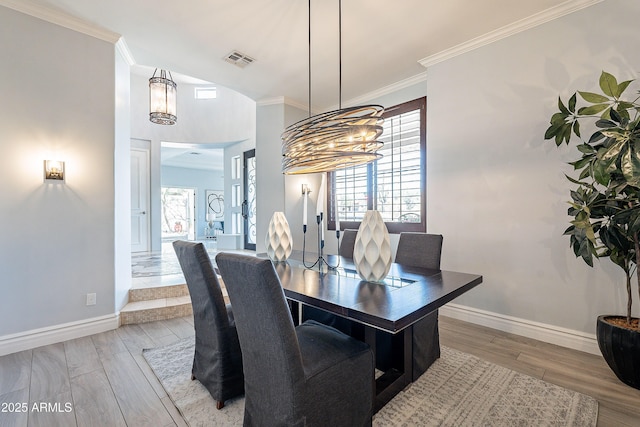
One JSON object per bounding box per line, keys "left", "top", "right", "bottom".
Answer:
{"left": 0, "top": 314, "right": 120, "bottom": 356}
{"left": 440, "top": 303, "right": 600, "bottom": 356}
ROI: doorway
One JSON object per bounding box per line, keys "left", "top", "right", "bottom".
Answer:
{"left": 242, "top": 149, "right": 256, "bottom": 250}
{"left": 131, "top": 148, "right": 150, "bottom": 252}
{"left": 161, "top": 187, "right": 196, "bottom": 241}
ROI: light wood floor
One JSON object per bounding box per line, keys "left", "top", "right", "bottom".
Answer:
{"left": 1, "top": 315, "right": 639, "bottom": 426}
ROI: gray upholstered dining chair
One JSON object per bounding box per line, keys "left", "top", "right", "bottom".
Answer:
{"left": 339, "top": 228, "right": 358, "bottom": 257}
{"left": 173, "top": 241, "right": 244, "bottom": 410}
{"left": 302, "top": 228, "right": 362, "bottom": 337}
{"left": 215, "top": 252, "right": 374, "bottom": 427}
{"left": 378, "top": 232, "right": 443, "bottom": 380}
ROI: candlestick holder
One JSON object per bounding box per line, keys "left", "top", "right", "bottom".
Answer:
{"left": 302, "top": 212, "right": 340, "bottom": 271}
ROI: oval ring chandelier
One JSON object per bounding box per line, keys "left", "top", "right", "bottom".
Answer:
{"left": 281, "top": 0, "right": 384, "bottom": 175}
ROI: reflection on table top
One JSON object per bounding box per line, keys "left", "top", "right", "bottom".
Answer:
{"left": 258, "top": 251, "right": 483, "bottom": 333}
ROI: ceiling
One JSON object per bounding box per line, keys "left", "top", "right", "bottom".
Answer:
{"left": 17, "top": 0, "right": 599, "bottom": 111}
{"left": 7, "top": 0, "right": 600, "bottom": 172}
{"left": 161, "top": 142, "right": 225, "bottom": 172}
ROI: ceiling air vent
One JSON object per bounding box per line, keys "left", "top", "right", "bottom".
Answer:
{"left": 224, "top": 50, "right": 255, "bottom": 68}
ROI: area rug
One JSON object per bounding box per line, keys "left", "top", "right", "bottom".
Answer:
{"left": 143, "top": 338, "right": 598, "bottom": 426}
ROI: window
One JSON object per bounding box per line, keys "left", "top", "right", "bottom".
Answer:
{"left": 195, "top": 86, "right": 217, "bottom": 100}
{"left": 329, "top": 97, "right": 426, "bottom": 233}
{"left": 231, "top": 155, "right": 241, "bottom": 179}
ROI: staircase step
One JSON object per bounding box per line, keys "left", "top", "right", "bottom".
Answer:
{"left": 129, "top": 283, "right": 189, "bottom": 302}
{"left": 122, "top": 277, "right": 230, "bottom": 325}
{"left": 120, "top": 296, "right": 192, "bottom": 325}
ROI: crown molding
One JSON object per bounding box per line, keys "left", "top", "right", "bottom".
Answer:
{"left": 263, "top": 71, "right": 429, "bottom": 113}
{"left": 0, "top": 0, "right": 121, "bottom": 44}
{"left": 257, "top": 96, "right": 311, "bottom": 112}
{"left": 341, "top": 72, "right": 428, "bottom": 109}
{"left": 256, "top": 96, "right": 286, "bottom": 106}
{"left": 419, "top": 0, "right": 603, "bottom": 68}
{"left": 115, "top": 38, "right": 136, "bottom": 66}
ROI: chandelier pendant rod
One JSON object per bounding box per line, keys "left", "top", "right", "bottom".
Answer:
{"left": 308, "top": 0, "right": 312, "bottom": 117}
{"left": 339, "top": 0, "right": 342, "bottom": 110}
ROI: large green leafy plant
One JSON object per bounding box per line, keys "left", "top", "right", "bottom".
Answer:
{"left": 545, "top": 71, "right": 640, "bottom": 326}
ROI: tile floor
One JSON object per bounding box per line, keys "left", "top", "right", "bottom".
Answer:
{"left": 131, "top": 239, "right": 252, "bottom": 289}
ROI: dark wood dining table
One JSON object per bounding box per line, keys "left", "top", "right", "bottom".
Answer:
{"left": 259, "top": 251, "right": 483, "bottom": 412}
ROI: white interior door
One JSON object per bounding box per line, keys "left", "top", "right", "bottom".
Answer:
{"left": 131, "top": 148, "right": 150, "bottom": 252}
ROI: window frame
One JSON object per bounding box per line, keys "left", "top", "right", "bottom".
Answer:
{"left": 328, "top": 96, "right": 426, "bottom": 234}
{"left": 194, "top": 86, "right": 217, "bottom": 100}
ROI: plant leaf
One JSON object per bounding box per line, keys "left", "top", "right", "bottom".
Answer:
{"left": 573, "top": 120, "right": 581, "bottom": 138}
{"left": 558, "top": 97, "right": 570, "bottom": 115}
{"left": 617, "top": 79, "right": 634, "bottom": 97}
{"left": 570, "top": 155, "right": 592, "bottom": 170}
{"left": 600, "top": 71, "right": 619, "bottom": 97}
{"left": 578, "top": 104, "right": 609, "bottom": 116}
{"left": 576, "top": 143, "right": 594, "bottom": 154}
{"left": 588, "top": 131, "right": 605, "bottom": 144}
{"left": 579, "top": 91, "right": 610, "bottom": 103}
{"left": 568, "top": 93, "right": 577, "bottom": 113}
{"left": 610, "top": 108, "right": 622, "bottom": 124}
{"left": 621, "top": 144, "right": 640, "bottom": 186}
{"left": 544, "top": 122, "right": 563, "bottom": 140}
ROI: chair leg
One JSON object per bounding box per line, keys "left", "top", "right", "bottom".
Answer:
{"left": 216, "top": 401, "right": 224, "bottom": 410}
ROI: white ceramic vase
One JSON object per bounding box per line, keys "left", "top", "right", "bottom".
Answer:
{"left": 353, "top": 210, "right": 392, "bottom": 282}
{"left": 266, "top": 212, "right": 293, "bottom": 262}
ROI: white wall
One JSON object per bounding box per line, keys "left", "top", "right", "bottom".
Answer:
{"left": 114, "top": 42, "right": 132, "bottom": 312}
{"left": 0, "top": 6, "right": 118, "bottom": 336}
{"left": 255, "top": 102, "right": 308, "bottom": 253}
{"left": 255, "top": 103, "right": 286, "bottom": 253}
{"left": 427, "top": 0, "right": 640, "bottom": 335}
{"left": 161, "top": 166, "right": 224, "bottom": 238}
{"left": 130, "top": 74, "right": 256, "bottom": 250}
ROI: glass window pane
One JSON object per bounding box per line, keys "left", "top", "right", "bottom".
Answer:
{"left": 331, "top": 97, "right": 425, "bottom": 231}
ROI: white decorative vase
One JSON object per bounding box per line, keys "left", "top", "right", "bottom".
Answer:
{"left": 266, "top": 212, "right": 293, "bottom": 262}
{"left": 353, "top": 210, "right": 392, "bottom": 282}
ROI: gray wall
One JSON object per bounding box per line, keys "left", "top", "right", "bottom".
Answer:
{"left": 2, "top": 0, "right": 637, "bottom": 348}
{"left": 426, "top": 0, "right": 640, "bottom": 333}
{"left": 255, "top": 102, "right": 308, "bottom": 254}
{"left": 276, "top": 0, "right": 640, "bottom": 337}
{"left": 0, "top": 6, "right": 120, "bottom": 335}
{"left": 114, "top": 43, "right": 132, "bottom": 312}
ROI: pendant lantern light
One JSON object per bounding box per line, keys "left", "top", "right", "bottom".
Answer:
{"left": 149, "top": 69, "right": 177, "bottom": 125}
{"left": 281, "top": 0, "right": 384, "bottom": 175}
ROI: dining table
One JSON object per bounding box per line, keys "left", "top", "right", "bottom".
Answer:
{"left": 258, "top": 250, "right": 483, "bottom": 412}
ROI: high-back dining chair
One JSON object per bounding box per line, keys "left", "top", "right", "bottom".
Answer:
{"left": 378, "top": 232, "right": 443, "bottom": 380}
{"left": 215, "top": 252, "right": 373, "bottom": 427}
{"left": 395, "top": 232, "right": 443, "bottom": 270}
{"left": 173, "top": 241, "right": 244, "bottom": 410}
{"left": 302, "top": 228, "right": 363, "bottom": 337}
{"left": 339, "top": 229, "right": 358, "bottom": 258}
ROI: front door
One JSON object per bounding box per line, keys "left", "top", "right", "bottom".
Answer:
{"left": 131, "top": 148, "right": 150, "bottom": 252}
{"left": 242, "top": 149, "right": 256, "bottom": 250}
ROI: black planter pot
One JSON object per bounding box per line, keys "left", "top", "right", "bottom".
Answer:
{"left": 596, "top": 315, "right": 640, "bottom": 390}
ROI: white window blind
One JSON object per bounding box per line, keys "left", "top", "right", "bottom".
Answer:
{"left": 331, "top": 97, "right": 425, "bottom": 233}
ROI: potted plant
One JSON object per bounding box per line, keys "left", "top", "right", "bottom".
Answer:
{"left": 545, "top": 71, "right": 640, "bottom": 389}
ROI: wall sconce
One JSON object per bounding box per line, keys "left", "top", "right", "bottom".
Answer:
{"left": 44, "top": 160, "right": 65, "bottom": 181}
